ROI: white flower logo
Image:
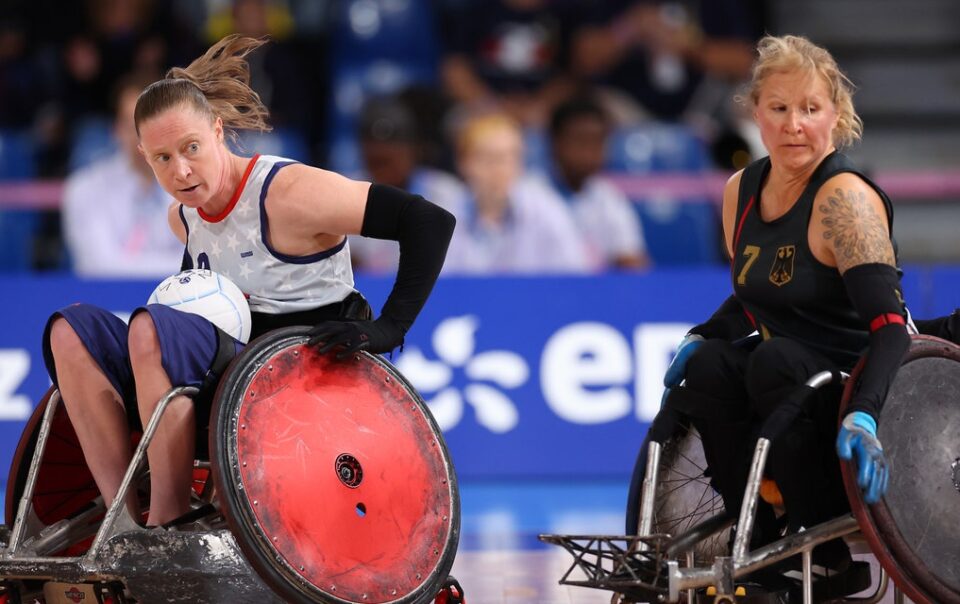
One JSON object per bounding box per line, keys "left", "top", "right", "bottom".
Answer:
{"left": 395, "top": 316, "right": 528, "bottom": 433}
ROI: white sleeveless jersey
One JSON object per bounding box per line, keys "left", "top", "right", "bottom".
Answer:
{"left": 179, "top": 154, "right": 357, "bottom": 315}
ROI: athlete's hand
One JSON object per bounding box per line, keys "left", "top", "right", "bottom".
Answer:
{"left": 836, "top": 411, "right": 889, "bottom": 504}
{"left": 307, "top": 318, "right": 404, "bottom": 358}
{"left": 663, "top": 334, "right": 705, "bottom": 388}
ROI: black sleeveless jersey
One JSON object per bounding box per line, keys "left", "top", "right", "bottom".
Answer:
{"left": 731, "top": 151, "right": 897, "bottom": 369}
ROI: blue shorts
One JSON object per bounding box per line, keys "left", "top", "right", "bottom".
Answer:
{"left": 42, "top": 303, "right": 244, "bottom": 440}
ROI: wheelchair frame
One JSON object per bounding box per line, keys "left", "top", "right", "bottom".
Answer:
{"left": 0, "top": 328, "right": 462, "bottom": 604}
{"left": 543, "top": 369, "right": 907, "bottom": 604}
{"left": 0, "top": 385, "right": 285, "bottom": 603}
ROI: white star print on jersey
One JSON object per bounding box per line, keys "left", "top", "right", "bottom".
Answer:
{"left": 178, "top": 155, "right": 357, "bottom": 315}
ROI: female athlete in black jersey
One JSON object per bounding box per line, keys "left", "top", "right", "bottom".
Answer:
{"left": 661, "top": 34, "right": 911, "bottom": 569}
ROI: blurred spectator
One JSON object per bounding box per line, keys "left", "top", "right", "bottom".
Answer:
{"left": 568, "top": 0, "right": 763, "bottom": 167}
{"left": 439, "top": 0, "right": 576, "bottom": 128}
{"left": 0, "top": 13, "right": 45, "bottom": 129}
{"left": 445, "top": 111, "right": 591, "bottom": 274}
{"left": 205, "top": 0, "right": 319, "bottom": 150}
{"left": 351, "top": 96, "right": 468, "bottom": 273}
{"left": 61, "top": 73, "right": 183, "bottom": 278}
{"left": 19, "top": 0, "right": 201, "bottom": 177}
{"left": 59, "top": 0, "right": 200, "bottom": 119}
{"left": 547, "top": 96, "right": 650, "bottom": 270}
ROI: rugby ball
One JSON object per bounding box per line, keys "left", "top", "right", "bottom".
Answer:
{"left": 147, "top": 269, "right": 252, "bottom": 343}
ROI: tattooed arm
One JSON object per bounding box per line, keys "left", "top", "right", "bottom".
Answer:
{"left": 815, "top": 173, "right": 910, "bottom": 424}
{"left": 813, "top": 172, "right": 895, "bottom": 274}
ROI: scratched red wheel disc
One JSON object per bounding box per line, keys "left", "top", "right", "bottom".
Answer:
{"left": 211, "top": 327, "right": 459, "bottom": 604}
{"left": 5, "top": 388, "right": 100, "bottom": 551}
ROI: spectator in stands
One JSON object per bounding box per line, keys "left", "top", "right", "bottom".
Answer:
{"left": 208, "top": 0, "right": 317, "bottom": 146}
{"left": 445, "top": 111, "right": 591, "bottom": 274}
{"left": 352, "top": 96, "right": 467, "bottom": 273}
{"left": 568, "top": 0, "right": 763, "bottom": 167}
{"left": 439, "top": 0, "right": 576, "bottom": 128}
{"left": 0, "top": 14, "right": 44, "bottom": 130}
{"left": 59, "top": 0, "right": 200, "bottom": 120}
{"left": 62, "top": 72, "right": 184, "bottom": 278}
{"left": 547, "top": 95, "right": 650, "bottom": 270}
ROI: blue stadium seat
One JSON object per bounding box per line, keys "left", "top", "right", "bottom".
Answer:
{"left": 0, "top": 129, "right": 40, "bottom": 271}
{"left": 236, "top": 128, "right": 310, "bottom": 162}
{"left": 326, "top": 134, "right": 363, "bottom": 176}
{"left": 606, "top": 123, "right": 710, "bottom": 173}
{"left": 68, "top": 117, "right": 117, "bottom": 172}
{"left": 635, "top": 197, "right": 722, "bottom": 265}
{"left": 0, "top": 211, "right": 40, "bottom": 272}
{"left": 0, "top": 129, "right": 38, "bottom": 180}
{"left": 331, "top": 0, "right": 441, "bottom": 69}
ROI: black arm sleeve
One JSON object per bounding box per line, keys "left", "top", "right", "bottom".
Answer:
{"left": 687, "top": 294, "right": 755, "bottom": 341}
{"left": 360, "top": 184, "right": 456, "bottom": 333}
{"left": 842, "top": 263, "right": 911, "bottom": 421}
{"left": 915, "top": 309, "right": 960, "bottom": 344}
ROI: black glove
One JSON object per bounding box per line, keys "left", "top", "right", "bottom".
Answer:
{"left": 307, "top": 318, "right": 405, "bottom": 358}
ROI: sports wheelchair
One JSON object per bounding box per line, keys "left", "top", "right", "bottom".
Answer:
{"left": 542, "top": 335, "right": 960, "bottom": 603}
{"left": 0, "top": 327, "right": 463, "bottom": 604}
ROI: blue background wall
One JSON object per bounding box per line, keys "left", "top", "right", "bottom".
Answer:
{"left": 0, "top": 267, "right": 957, "bottom": 490}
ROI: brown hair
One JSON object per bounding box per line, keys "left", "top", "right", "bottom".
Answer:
{"left": 134, "top": 34, "right": 272, "bottom": 142}
{"left": 745, "top": 35, "right": 862, "bottom": 148}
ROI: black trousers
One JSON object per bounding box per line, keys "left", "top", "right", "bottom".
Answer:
{"left": 674, "top": 337, "right": 851, "bottom": 540}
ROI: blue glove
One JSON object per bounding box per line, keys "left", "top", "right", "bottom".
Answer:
{"left": 663, "top": 334, "right": 705, "bottom": 388}
{"left": 836, "top": 411, "right": 889, "bottom": 504}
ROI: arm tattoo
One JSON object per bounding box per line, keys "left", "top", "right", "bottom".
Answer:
{"left": 820, "top": 187, "right": 895, "bottom": 272}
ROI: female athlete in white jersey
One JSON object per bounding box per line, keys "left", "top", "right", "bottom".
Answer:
{"left": 42, "top": 35, "right": 455, "bottom": 527}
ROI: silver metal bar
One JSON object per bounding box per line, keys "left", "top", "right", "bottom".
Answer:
{"left": 805, "top": 370, "right": 844, "bottom": 390}
{"left": 0, "top": 558, "right": 89, "bottom": 582}
{"left": 25, "top": 498, "right": 106, "bottom": 557}
{"left": 732, "top": 437, "right": 770, "bottom": 562}
{"left": 671, "top": 515, "right": 860, "bottom": 596}
{"left": 727, "top": 371, "right": 846, "bottom": 565}
{"left": 686, "top": 550, "right": 695, "bottom": 604}
{"left": 636, "top": 440, "right": 662, "bottom": 548}
{"left": 893, "top": 586, "right": 904, "bottom": 604}
{"left": 6, "top": 390, "right": 62, "bottom": 554}
{"left": 84, "top": 386, "right": 198, "bottom": 560}
{"left": 802, "top": 549, "right": 813, "bottom": 604}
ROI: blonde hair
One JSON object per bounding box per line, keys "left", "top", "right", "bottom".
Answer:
{"left": 134, "top": 35, "right": 272, "bottom": 143}
{"left": 455, "top": 112, "right": 522, "bottom": 157}
{"left": 746, "top": 35, "right": 862, "bottom": 148}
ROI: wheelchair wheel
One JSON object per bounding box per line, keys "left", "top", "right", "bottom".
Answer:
{"left": 840, "top": 335, "right": 960, "bottom": 604}
{"left": 4, "top": 387, "right": 101, "bottom": 555}
{"left": 210, "top": 327, "right": 460, "bottom": 604}
{"left": 625, "top": 420, "right": 730, "bottom": 564}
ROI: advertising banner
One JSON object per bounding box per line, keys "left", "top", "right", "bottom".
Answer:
{"left": 0, "top": 267, "right": 952, "bottom": 485}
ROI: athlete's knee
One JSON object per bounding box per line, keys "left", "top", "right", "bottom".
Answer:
{"left": 745, "top": 338, "right": 804, "bottom": 390}
{"left": 127, "top": 311, "right": 161, "bottom": 365}
{"left": 747, "top": 337, "right": 800, "bottom": 371}
{"left": 684, "top": 339, "right": 746, "bottom": 392}
{"left": 48, "top": 317, "right": 85, "bottom": 361}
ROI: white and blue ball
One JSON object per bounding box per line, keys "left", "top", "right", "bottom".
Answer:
{"left": 147, "top": 269, "right": 252, "bottom": 343}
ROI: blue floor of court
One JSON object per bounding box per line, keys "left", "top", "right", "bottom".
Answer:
{"left": 458, "top": 478, "right": 628, "bottom": 551}
{"left": 0, "top": 478, "right": 630, "bottom": 549}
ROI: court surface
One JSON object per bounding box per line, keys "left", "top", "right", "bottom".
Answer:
{"left": 0, "top": 478, "right": 910, "bottom": 603}
{"left": 451, "top": 479, "right": 905, "bottom": 604}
